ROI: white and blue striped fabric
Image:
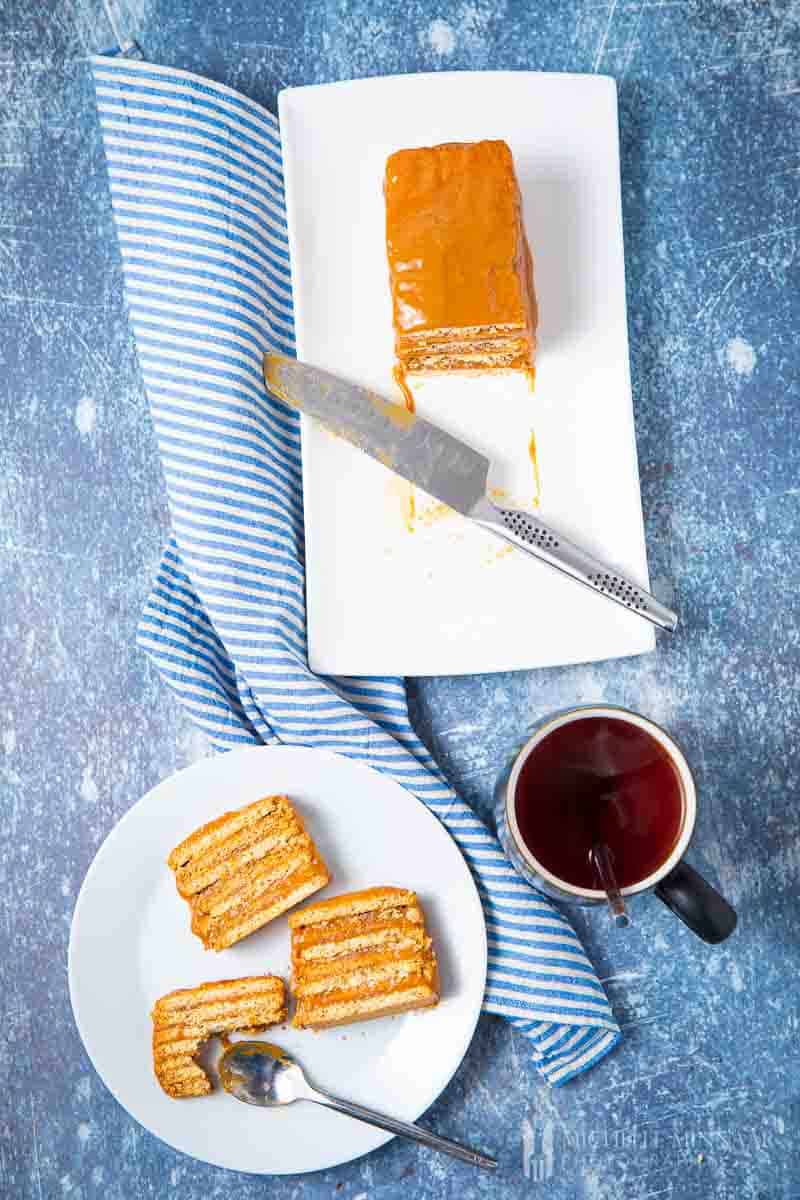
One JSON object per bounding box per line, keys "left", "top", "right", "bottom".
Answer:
{"left": 91, "top": 53, "right": 621, "bottom": 1085}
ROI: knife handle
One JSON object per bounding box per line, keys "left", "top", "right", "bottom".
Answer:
{"left": 469, "top": 497, "right": 677, "bottom": 633}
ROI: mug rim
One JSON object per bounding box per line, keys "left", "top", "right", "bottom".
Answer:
{"left": 505, "top": 704, "right": 697, "bottom": 901}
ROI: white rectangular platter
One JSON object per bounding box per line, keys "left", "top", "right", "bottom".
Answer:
{"left": 279, "top": 72, "right": 656, "bottom": 676}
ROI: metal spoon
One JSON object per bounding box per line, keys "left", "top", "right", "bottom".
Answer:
{"left": 585, "top": 785, "right": 630, "bottom": 929}
{"left": 219, "top": 1040, "right": 497, "bottom": 1170}
{"left": 590, "top": 841, "right": 630, "bottom": 928}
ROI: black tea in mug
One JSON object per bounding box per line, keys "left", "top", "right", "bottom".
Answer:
{"left": 514, "top": 716, "right": 684, "bottom": 891}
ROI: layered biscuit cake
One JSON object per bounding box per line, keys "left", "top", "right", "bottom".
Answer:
{"left": 168, "top": 795, "right": 330, "bottom": 950}
{"left": 152, "top": 975, "right": 287, "bottom": 1098}
{"left": 385, "top": 140, "right": 537, "bottom": 399}
{"left": 289, "top": 887, "right": 439, "bottom": 1029}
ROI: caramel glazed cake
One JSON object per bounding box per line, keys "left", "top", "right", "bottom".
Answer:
{"left": 168, "top": 795, "right": 330, "bottom": 950}
{"left": 384, "top": 139, "right": 538, "bottom": 398}
{"left": 152, "top": 976, "right": 286, "bottom": 1098}
{"left": 290, "top": 887, "right": 439, "bottom": 1029}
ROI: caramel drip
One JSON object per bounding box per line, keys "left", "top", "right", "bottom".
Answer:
{"left": 392, "top": 364, "right": 415, "bottom": 413}
{"left": 528, "top": 430, "right": 541, "bottom": 509}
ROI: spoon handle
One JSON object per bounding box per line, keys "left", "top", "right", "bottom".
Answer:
{"left": 591, "top": 841, "right": 630, "bottom": 928}
{"left": 308, "top": 1087, "right": 497, "bottom": 1169}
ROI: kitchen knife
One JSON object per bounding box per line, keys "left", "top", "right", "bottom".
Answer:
{"left": 264, "top": 353, "right": 677, "bottom": 633}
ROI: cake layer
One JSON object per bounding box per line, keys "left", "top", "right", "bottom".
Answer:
{"left": 293, "top": 918, "right": 425, "bottom": 962}
{"left": 294, "top": 978, "right": 439, "bottom": 1030}
{"left": 151, "top": 976, "right": 286, "bottom": 1099}
{"left": 293, "top": 940, "right": 424, "bottom": 982}
{"left": 294, "top": 952, "right": 432, "bottom": 998}
{"left": 168, "top": 794, "right": 330, "bottom": 950}
{"left": 398, "top": 345, "right": 532, "bottom": 373}
{"left": 288, "top": 885, "right": 417, "bottom": 928}
{"left": 290, "top": 887, "right": 439, "bottom": 1030}
{"left": 396, "top": 325, "right": 534, "bottom": 372}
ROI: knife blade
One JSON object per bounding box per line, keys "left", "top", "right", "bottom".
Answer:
{"left": 264, "top": 353, "right": 677, "bottom": 632}
{"left": 264, "top": 353, "right": 490, "bottom": 515}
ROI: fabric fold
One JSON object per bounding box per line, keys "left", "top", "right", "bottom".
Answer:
{"left": 92, "top": 54, "right": 620, "bottom": 1085}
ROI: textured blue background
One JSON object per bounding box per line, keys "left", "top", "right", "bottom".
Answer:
{"left": 2, "top": 1, "right": 799, "bottom": 1197}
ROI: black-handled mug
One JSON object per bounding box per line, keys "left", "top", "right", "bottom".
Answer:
{"left": 495, "top": 705, "right": 737, "bottom": 944}
{"left": 655, "top": 860, "right": 736, "bottom": 943}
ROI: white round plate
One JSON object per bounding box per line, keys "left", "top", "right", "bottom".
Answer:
{"left": 69, "top": 746, "right": 487, "bottom": 1174}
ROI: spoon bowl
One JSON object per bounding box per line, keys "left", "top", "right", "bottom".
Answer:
{"left": 219, "top": 1041, "right": 312, "bottom": 1107}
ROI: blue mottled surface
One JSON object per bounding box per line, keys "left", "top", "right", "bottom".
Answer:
{"left": 2, "top": 1, "right": 799, "bottom": 1196}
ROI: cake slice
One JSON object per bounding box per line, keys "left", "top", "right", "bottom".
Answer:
{"left": 384, "top": 139, "right": 537, "bottom": 400}
{"left": 168, "top": 794, "right": 330, "bottom": 950}
{"left": 289, "top": 887, "right": 439, "bottom": 1029}
{"left": 151, "top": 975, "right": 286, "bottom": 1098}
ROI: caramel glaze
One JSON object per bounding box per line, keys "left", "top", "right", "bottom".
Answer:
{"left": 385, "top": 140, "right": 538, "bottom": 403}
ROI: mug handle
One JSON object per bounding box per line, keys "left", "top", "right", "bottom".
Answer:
{"left": 655, "top": 860, "right": 737, "bottom": 943}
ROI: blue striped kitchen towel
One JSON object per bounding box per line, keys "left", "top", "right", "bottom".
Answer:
{"left": 91, "top": 53, "right": 621, "bottom": 1085}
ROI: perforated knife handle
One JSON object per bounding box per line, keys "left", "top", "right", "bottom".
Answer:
{"left": 469, "top": 496, "right": 677, "bottom": 633}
